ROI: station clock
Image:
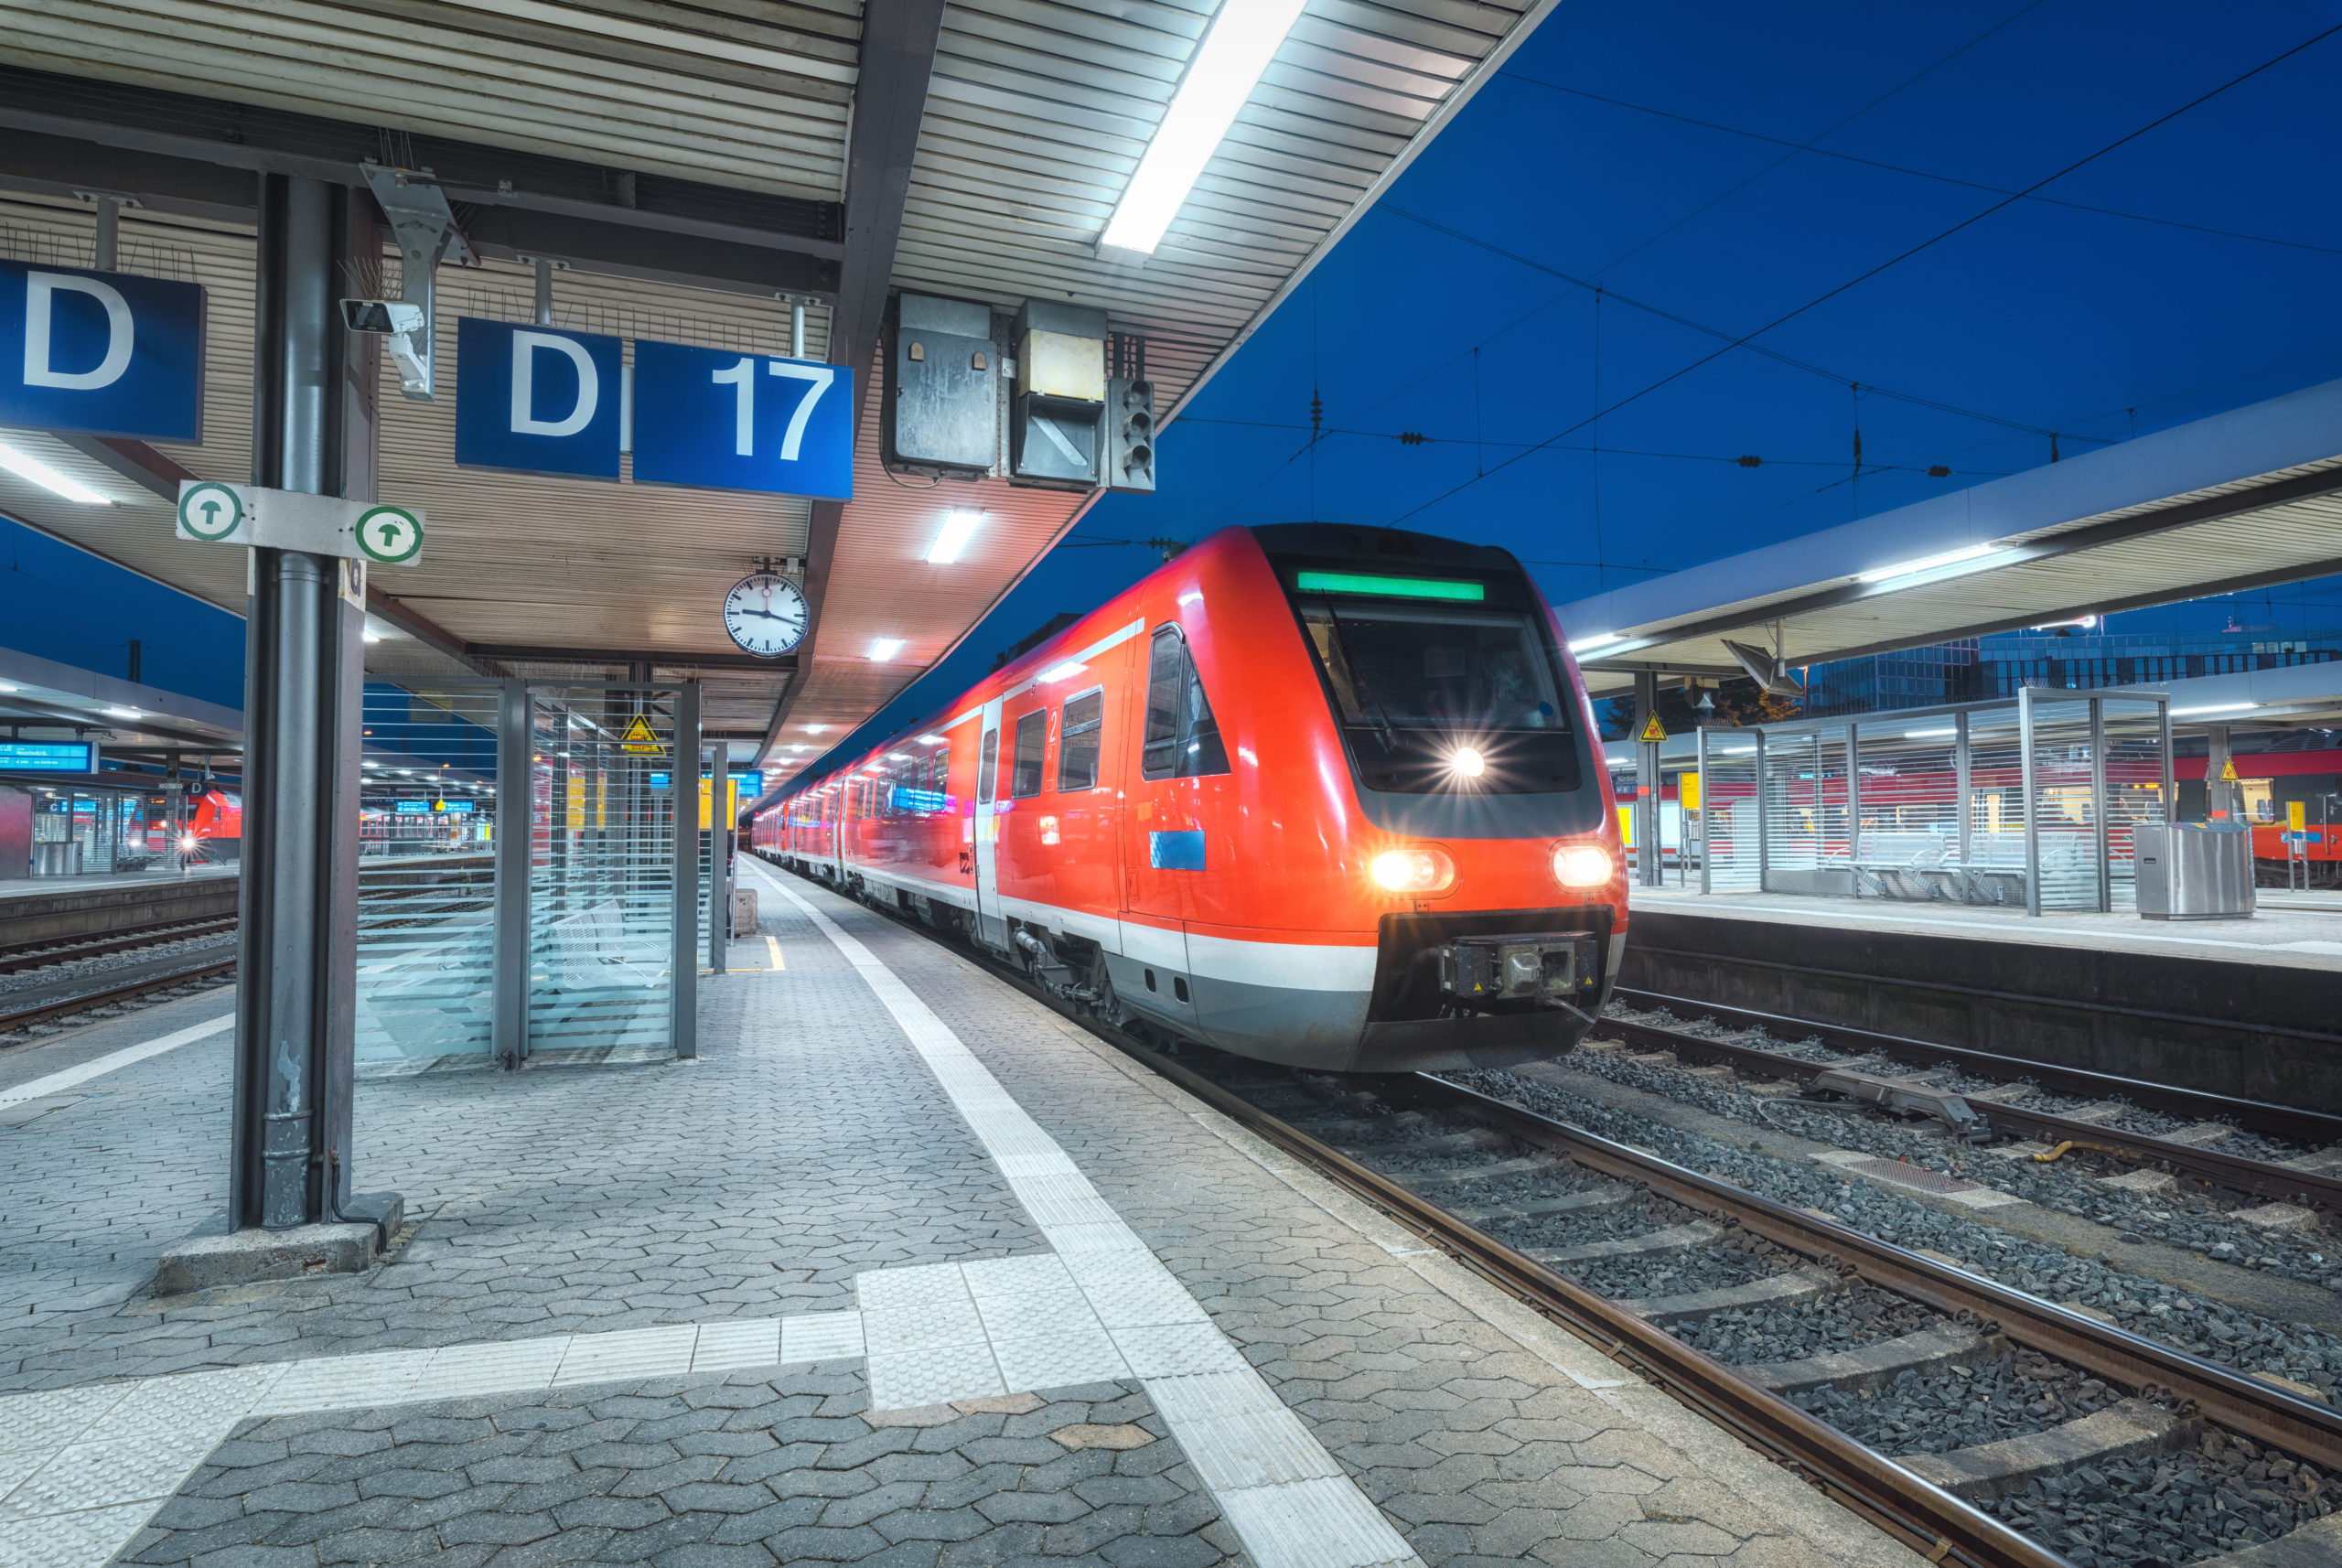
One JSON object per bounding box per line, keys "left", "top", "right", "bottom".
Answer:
{"left": 722, "top": 571, "right": 809, "bottom": 659}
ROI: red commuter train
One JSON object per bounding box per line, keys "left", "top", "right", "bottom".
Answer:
{"left": 752, "top": 523, "right": 1628, "bottom": 1073}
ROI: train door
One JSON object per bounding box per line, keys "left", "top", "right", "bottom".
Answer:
{"left": 971, "top": 696, "right": 1007, "bottom": 950}
{"left": 1114, "top": 624, "right": 1203, "bottom": 1029}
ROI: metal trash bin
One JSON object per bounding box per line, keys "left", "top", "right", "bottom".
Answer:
{"left": 731, "top": 886, "right": 758, "bottom": 939}
{"left": 2133, "top": 822, "right": 2255, "bottom": 920}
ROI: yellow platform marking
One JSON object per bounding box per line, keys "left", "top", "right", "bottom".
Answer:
{"left": 766, "top": 936, "right": 786, "bottom": 971}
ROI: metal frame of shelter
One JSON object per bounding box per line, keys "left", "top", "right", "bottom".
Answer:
{"left": 1692, "top": 690, "right": 2174, "bottom": 917}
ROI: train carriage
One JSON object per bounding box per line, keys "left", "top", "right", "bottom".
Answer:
{"left": 756, "top": 523, "right": 1628, "bottom": 1073}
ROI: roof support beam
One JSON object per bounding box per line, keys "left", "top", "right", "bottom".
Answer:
{"left": 753, "top": 0, "right": 948, "bottom": 777}
{"left": 466, "top": 644, "right": 800, "bottom": 673}
{"left": 0, "top": 67, "right": 843, "bottom": 296}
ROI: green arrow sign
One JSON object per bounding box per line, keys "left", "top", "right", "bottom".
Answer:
{"left": 177, "top": 481, "right": 243, "bottom": 542}
{"left": 354, "top": 505, "right": 424, "bottom": 564}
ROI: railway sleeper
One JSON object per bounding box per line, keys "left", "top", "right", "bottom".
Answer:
{"left": 1328, "top": 1127, "right": 1511, "bottom": 1159}
{"left": 1622, "top": 1264, "right": 1841, "bottom": 1324}
{"left": 1393, "top": 1154, "right": 1568, "bottom": 1190}
{"left": 1903, "top": 1396, "right": 2200, "bottom": 1502}
{"left": 1524, "top": 1219, "right": 1721, "bottom": 1266}
{"left": 2193, "top": 1513, "right": 2342, "bottom": 1568}
{"left": 1450, "top": 1184, "right": 1634, "bottom": 1227}
{"left": 1741, "top": 1321, "right": 2005, "bottom": 1397}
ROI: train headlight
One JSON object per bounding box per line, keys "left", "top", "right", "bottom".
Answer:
{"left": 1552, "top": 844, "right": 1612, "bottom": 887}
{"left": 179, "top": 833, "right": 199, "bottom": 853}
{"left": 1449, "top": 746, "right": 1487, "bottom": 779}
{"left": 1371, "top": 847, "right": 1456, "bottom": 894}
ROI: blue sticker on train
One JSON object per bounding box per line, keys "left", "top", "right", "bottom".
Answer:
{"left": 1149, "top": 830, "right": 1206, "bottom": 870}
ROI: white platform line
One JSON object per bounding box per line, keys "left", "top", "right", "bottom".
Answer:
{"left": 753, "top": 863, "right": 1425, "bottom": 1568}
{"left": 0, "top": 1015, "right": 233, "bottom": 1112}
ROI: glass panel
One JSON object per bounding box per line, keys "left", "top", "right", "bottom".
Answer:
{"left": 1850, "top": 722, "right": 1960, "bottom": 900}
{"left": 354, "top": 682, "right": 500, "bottom": 1062}
{"left": 1296, "top": 602, "right": 1578, "bottom": 793}
{"left": 527, "top": 687, "right": 678, "bottom": 1060}
{"left": 1759, "top": 727, "right": 1849, "bottom": 895}
{"left": 2029, "top": 699, "right": 2100, "bottom": 910}
{"left": 977, "top": 726, "right": 999, "bottom": 803}
{"left": 1700, "top": 736, "right": 1761, "bottom": 892}
{"left": 1142, "top": 628, "right": 1183, "bottom": 779}
{"left": 1008, "top": 709, "right": 1047, "bottom": 799}
{"left": 1058, "top": 690, "right": 1103, "bottom": 792}
{"left": 2102, "top": 700, "right": 2166, "bottom": 910}
{"left": 1178, "top": 646, "right": 1230, "bottom": 779}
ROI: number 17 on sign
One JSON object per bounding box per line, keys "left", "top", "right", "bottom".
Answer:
{"left": 629, "top": 340, "right": 854, "bottom": 500}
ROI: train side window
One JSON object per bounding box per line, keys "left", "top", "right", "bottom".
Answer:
{"left": 978, "top": 725, "right": 999, "bottom": 804}
{"left": 1142, "top": 625, "right": 1231, "bottom": 781}
{"left": 1008, "top": 709, "right": 1047, "bottom": 799}
{"left": 1058, "top": 688, "right": 1104, "bottom": 791}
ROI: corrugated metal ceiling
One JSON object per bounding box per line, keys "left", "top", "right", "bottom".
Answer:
{"left": 2, "top": 0, "right": 1563, "bottom": 772}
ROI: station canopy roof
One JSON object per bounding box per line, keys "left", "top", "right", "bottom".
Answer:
{"left": 1554, "top": 376, "right": 2342, "bottom": 701}
{"left": 0, "top": 0, "right": 1555, "bottom": 777}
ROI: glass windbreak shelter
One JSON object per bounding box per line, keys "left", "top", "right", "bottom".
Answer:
{"left": 1693, "top": 690, "right": 2171, "bottom": 915}
{"left": 352, "top": 677, "right": 702, "bottom": 1067}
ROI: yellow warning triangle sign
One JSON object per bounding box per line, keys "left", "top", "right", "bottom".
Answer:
{"left": 1638, "top": 714, "right": 1669, "bottom": 744}
{"left": 2218, "top": 758, "right": 2239, "bottom": 782}
{"left": 620, "top": 714, "right": 664, "bottom": 754}
{"left": 433, "top": 799, "right": 447, "bottom": 811}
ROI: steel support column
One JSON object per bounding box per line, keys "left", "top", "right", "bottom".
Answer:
{"left": 230, "top": 174, "right": 379, "bottom": 1231}
{"left": 491, "top": 679, "right": 532, "bottom": 1068}
{"left": 1954, "top": 712, "right": 1972, "bottom": 867}
{"left": 671, "top": 682, "right": 701, "bottom": 1060}
{"left": 2019, "top": 687, "right": 2041, "bottom": 917}
{"left": 1633, "top": 671, "right": 1660, "bottom": 887}
{"left": 1694, "top": 727, "right": 1711, "bottom": 895}
{"left": 2090, "top": 697, "right": 2111, "bottom": 912}
{"left": 704, "top": 744, "right": 725, "bottom": 977}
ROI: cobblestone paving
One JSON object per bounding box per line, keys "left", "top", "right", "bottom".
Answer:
{"left": 3, "top": 870, "right": 1922, "bottom": 1568}
{"left": 0, "top": 913, "right": 1035, "bottom": 1390}
{"left": 116, "top": 1372, "right": 1239, "bottom": 1568}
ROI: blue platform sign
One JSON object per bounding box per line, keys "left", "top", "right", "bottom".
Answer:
{"left": 0, "top": 262, "right": 204, "bottom": 441}
{"left": 632, "top": 340, "right": 853, "bottom": 500}
{"left": 0, "top": 741, "right": 94, "bottom": 773}
{"left": 454, "top": 317, "right": 622, "bottom": 479}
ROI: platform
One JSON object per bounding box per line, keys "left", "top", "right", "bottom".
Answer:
{"left": 1621, "top": 886, "right": 2342, "bottom": 1112}
{"left": 0, "top": 863, "right": 1926, "bottom": 1568}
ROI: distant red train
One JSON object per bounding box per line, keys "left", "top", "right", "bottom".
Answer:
{"left": 753, "top": 523, "right": 1628, "bottom": 1073}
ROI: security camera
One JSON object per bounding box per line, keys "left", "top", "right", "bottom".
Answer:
{"left": 340, "top": 299, "right": 430, "bottom": 396}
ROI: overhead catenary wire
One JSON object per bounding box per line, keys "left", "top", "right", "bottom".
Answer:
{"left": 1504, "top": 70, "right": 2342, "bottom": 261}
{"left": 1180, "top": 7, "right": 2049, "bottom": 533}
{"left": 1386, "top": 21, "right": 2342, "bottom": 528}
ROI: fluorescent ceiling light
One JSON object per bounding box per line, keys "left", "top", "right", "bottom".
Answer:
{"left": 1903, "top": 727, "right": 1955, "bottom": 738}
{"left": 918, "top": 734, "right": 944, "bottom": 745}
{"left": 801, "top": 724, "right": 829, "bottom": 734}
{"left": 2172, "top": 703, "right": 2259, "bottom": 716}
{"left": 928, "top": 509, "right": 983, "bottom": 564}
{"left": 1856, "top": 542, "right": 2005, "bottom": 584}
{"left": 1099, "top": 0, "right": 1309, "bottom": 256}
{"left": 1037, "top": 661, "right": 1087, "bottom": 683}
{"left": 104, "top": 706, "right": 138, "bottom": 718}
{"left": 868, "top": 639, "right": 906, "bottom": 661}
{"left": 363, "top": 630, "right": 383, "bottom": 643}
{"left": 0, "top": 438, "right": 110, "bottom": 504}
{"left": 1568, "top": 633, "right": 1623, "bottom": 654}
{"left": 888, "top": 752, "right": 913, "bottom": 760}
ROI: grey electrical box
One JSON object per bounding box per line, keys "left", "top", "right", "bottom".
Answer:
{"left": 1010, "top": 300, "right": 1107, "bottom": 489}
{"left": 884, "top": 292, "right": 997, "bottom": 476}
{"left": 1104, "top": 377, "right": 1155, "bottom": 493}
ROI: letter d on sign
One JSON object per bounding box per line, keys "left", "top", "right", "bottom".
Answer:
{"left": 25, "top": 272, "right": 134, "bottom": 391}
{"left": 510, "top": 330, "right": 598, "bottom": 436}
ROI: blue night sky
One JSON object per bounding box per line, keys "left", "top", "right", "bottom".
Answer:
{"left": 831, "top": 0, "right": 2342, "bottom": 769}
{"left": 8, "top": 1, "right": 2341, "bottom": 758}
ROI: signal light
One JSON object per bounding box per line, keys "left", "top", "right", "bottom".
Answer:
{"left": 1552, "top": 844, "right": 1612, "bottom": 888}
{"left": 1371, "top": 848, "right": 1456, "bottom": 895}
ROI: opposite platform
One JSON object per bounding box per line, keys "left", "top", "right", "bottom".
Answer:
{"left": 0, "top": 861, "right": 1927, "bottom": 1568}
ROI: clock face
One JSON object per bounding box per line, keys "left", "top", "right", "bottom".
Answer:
{"left": 723, "top": 573, "right": 809, "bottom": 658}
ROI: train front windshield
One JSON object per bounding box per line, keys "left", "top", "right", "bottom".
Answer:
{"left": 1298, "top": 602, "right": 1584, "bottom": 795}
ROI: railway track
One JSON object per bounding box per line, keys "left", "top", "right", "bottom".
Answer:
{"left": 771, "top": 854, "right": 2342, "bottom": 1568}
{"left": 0, "top": 956, "right": 238, "bottom": 1035}
{"left": 1601, "top": 989, "right": 2342, "bottom": 1212}
{"left": 0, "top": 915, "right": 238, "bottom": 976}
